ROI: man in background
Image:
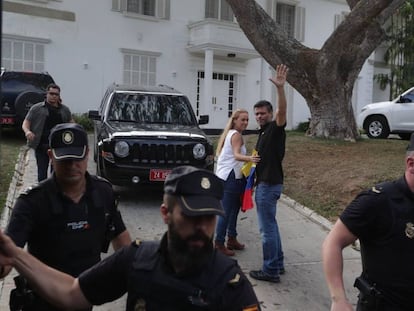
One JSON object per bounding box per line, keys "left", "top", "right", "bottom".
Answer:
{"left": 22, "top": 84, "right": 73, "bottom": 182}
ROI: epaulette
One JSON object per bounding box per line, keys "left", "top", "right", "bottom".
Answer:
{"left": 92, "top": 175, "right": 112, "bottom": 185}
{"left": 227, "top": 273, "right": 241, "bottom": 287}
{"left": 371, "top": 186, "right": 383, "bottom": 194}
{"left": 19, "top": 183, "right": 42, "bottom": 196}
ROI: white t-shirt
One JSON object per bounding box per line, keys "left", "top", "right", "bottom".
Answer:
{"left": 215, "top": 129, "right": 246, "bottom": 181}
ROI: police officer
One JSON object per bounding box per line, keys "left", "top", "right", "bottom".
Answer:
{"left": 1, "top": 123, "right": 131, "bottom": 311}
{"left": 0, "top": 166, "right": 261, "bottom": 311}
{"left": 322, "top": 134, "right": 414, "bottom": 311}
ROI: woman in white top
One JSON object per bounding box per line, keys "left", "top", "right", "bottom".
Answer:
{"left": 215, "top": 109, "right": 260, "bottom": 256}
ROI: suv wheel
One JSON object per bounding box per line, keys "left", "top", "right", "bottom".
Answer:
{"left": 365, "top": 116, "right": 390, "bottom": 139}
{"left": 15, "top": 91, "right": 45, "bottom": 124}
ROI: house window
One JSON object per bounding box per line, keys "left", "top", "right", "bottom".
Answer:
{"left": 112, "top": 0, "right": 169, "bottom": 19}
{"left": 1, "top": 38, "right": 45, "bottom": 72}
{"left": 127, "top": 0, "right": 155, "bottom": 16}
{"left": 276, "top": 3, "right": 295, "bottom": 38}
{"left": 267, "top": 1, "right": 305, "bottom": 42}
{"left": 205, "top": 0, "right": 234, "bottom": 22}
{"left": 123, "top": 53, "right": 157, "bottom": 86}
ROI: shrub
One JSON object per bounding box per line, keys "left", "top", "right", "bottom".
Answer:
{"left": 72, "top": 113, "right": 94, "bottom": 131}
{"left": 296, "top": 120, "right": 309, "bottom": 132}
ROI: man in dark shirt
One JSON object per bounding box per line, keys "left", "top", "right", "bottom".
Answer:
{"left": 0, "top": 166, "right": 260, "bottom": 311}
{"left": 22, "top": 84, "right": 73, "bottom": 182}
{"left": 249, "top": 64, "right": 288, "bottom": 284}
{"left": 322, "top": 134, "right": 414, "bottom": 310}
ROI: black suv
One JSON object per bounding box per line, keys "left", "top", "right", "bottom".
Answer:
{"left": 88, "top": 83, "right": 214, "bottom": 186}
{"left": 0, "top": 70, "right": 55, "bottom": 127}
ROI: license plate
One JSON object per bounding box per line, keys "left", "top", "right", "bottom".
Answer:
{"left": 149, "top": 169, "right": 171, "bottom": 181}
{"left": 0, "top": 117, "right": 14, "bottom": 125}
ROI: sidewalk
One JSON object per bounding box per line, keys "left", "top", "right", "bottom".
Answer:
{"left": 0, "top": 147, "right": 362, "bottom": 310}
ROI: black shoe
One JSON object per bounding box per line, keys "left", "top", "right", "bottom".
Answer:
{"left": 249, "top": 270, "right": 280, "bottom": 283}
{"left": 279, "top": 268, "right": 285, "bottom": 275}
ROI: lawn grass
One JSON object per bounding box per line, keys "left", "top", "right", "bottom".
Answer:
{"left": 242, "top": 131, "right": 407, "bottom": 221}
{"left": 0, "top": 129, "right": 25, "bottom": 214}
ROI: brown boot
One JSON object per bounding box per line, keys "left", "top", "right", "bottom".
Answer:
{"left": 227, "top": 237, "right": 245, "bottom": 250}
{"left": 215, "top": 242, "right": 235, "bottom": 256}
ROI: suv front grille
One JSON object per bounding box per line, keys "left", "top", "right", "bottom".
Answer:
{"left": 127, "top": 142, "right": 196, "bottom": 165}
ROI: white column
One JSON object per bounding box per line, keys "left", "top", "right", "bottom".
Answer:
{"left": 203, "top": 49, "right": 214, "bottom": 116}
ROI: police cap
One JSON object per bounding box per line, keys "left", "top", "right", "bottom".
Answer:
{"left": 164, "top": 166, "right": 225, "bottom": 217}
{"left": 49, "top": 123, "right": 88, "bottom": 161}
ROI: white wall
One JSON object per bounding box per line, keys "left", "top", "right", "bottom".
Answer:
{"left": 2, "top": 0, "right": 385, "bottom": 131}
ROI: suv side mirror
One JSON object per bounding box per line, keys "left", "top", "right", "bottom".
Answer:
{"left": 198, "top": 115, "right": 209, "bottom": 125}
{"left": 88, "top": 110, "right": 101, "bottom": 120}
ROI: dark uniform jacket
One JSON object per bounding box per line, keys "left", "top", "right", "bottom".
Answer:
{"left": 6, "top": 172, "right": 126, "bottom": 311}
{"left": 341, "top": 176, "right": 414, "bottom": 310}
{"left": 79, "top": 234, "right": 260, "bottom": 311}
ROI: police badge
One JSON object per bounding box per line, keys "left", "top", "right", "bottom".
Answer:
{"left": 405, "top": 222, "right": 414, "bottom": 239}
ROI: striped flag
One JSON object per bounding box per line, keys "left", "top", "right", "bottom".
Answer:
{"left": 241, "top": 150, "right": 257, "bottom": 212}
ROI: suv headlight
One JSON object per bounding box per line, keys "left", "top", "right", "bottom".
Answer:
{"left": 193, "top": 143, "right": 206, "bottom": 159}
{"left": 114, "top": 141, "right": 129, "bottom": 158}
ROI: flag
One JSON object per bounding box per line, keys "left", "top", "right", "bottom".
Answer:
{"left": 241, "top": 150, "right": 257, "bottom": 212}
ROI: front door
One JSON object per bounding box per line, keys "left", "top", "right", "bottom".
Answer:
{"left": 197, "top": 71, "right": 236, "bottom": 129}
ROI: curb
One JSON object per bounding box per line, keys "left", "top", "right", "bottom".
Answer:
{"left": 280, "top": 194, "right": 334, "bottom": 231}
{"left": 1, "top": 146, "right": 28, "bottom": 228}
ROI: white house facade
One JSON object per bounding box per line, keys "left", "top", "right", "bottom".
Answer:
{"left": 1, "top": 0, "right": 388, "bottom": 131}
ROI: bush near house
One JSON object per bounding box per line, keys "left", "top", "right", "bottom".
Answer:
{"left": 73, "top": 113, "right": 94, "bottom": 131}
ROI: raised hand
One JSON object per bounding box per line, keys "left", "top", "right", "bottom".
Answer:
{"left": 269, "top": 64, "right": 288, "bottom": 88}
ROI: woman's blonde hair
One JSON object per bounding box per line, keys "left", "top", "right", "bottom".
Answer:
{"left": 215, "top": 109, "right": 248, "bottom": 157}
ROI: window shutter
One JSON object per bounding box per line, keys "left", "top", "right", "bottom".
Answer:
{"left": 294, "top": 6, "right": 305, "bottom": 42}
{"left": 157, "top": 0, "right": 170, "bottom": 19}
{"left": 334, "top": 11, "right": 348, "bottom": 29}
{"left": 120, "top": 0, "right": 127, "bottom": 12}
{"left": 266, "top": 0, "right": 274, "bottom": 18}
{"left": 112, "top": 0, "right": 120, "bottom": 11}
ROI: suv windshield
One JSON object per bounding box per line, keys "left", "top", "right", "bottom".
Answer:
{"left": 107, "top": 92, "right": 197, "bottom": 126}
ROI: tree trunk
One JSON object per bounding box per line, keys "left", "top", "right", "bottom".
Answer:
{"left": 308, "top": 94, "right": 359, "bottom": 141}
{"left": 226, "top": 0, "right": 405, "bottom": 140}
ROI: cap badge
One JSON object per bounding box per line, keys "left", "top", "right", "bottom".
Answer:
{"left": 62, "top": 131, "right": 74, "bottom": 145}
{"left": 405, "top": 222, "right": 414, "bottom": 239}
{"left": 201, "top": 177, "right": 210, "bottom": 189}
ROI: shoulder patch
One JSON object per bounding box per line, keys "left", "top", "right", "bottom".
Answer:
{"left": 94, "top": 175, "right": 112, "bottom": 185}
{"left": 243, "top": 305, "right": 259, "bottom": 311}
{"left": 20, "top": 183, "right": 41, "bottom": 196}
{"left": 227, "top": 273, "right": 241, "bottom": 287}
{"left": 371, "top": 186, "right": 382, "bottom": 194}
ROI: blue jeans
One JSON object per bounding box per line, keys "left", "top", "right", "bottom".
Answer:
{"left": 255, "top": 182, "right": 284, "bottom": 276}
{"left": 215, "top": 170, "right": 246, "bottom": 244}
{"left": 35, "top": 144, "right": 51, "bottom": 182}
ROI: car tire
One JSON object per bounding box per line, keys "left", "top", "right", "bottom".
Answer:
{"left": 365, "top": 116, "right": 390, "bottom": 139}
{"left": 15, "top": 91, "right": 45, "bottom": 123}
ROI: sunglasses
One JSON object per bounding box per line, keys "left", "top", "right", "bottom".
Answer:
{"left": 48, "top": 92, "right": 60, "bottom": 96}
